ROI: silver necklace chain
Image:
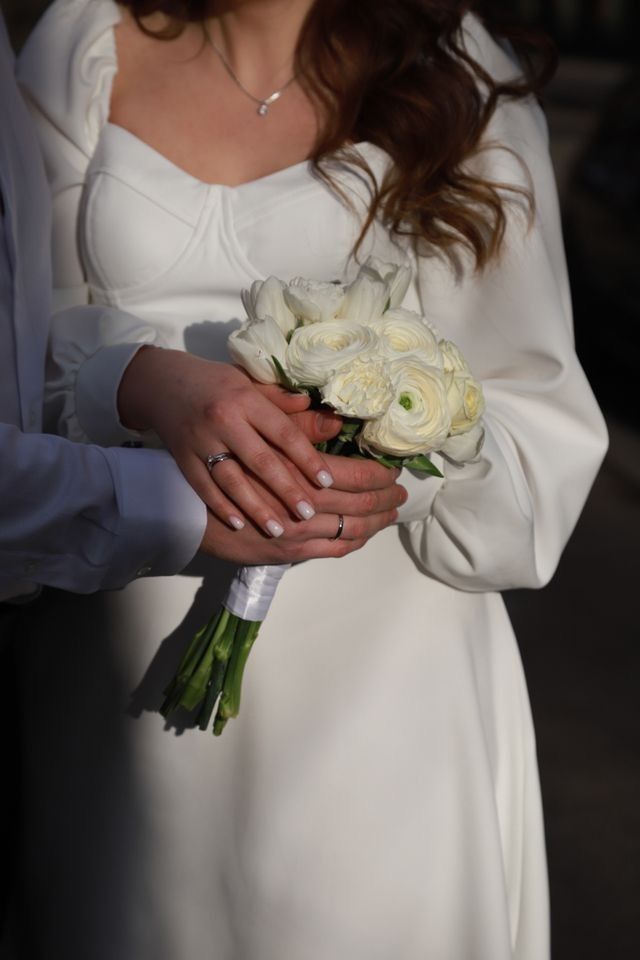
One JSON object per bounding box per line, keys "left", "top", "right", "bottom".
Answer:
{"left": 206, "top": 32, "right": 296, "bottom": 117}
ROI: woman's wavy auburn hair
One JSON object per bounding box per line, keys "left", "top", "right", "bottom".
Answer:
{"left": 119, "top": 0, "right": 555, "bottom": 269}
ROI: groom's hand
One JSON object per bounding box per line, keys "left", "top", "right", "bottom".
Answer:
{"left": 252, "top": 383, "right": 343, "bottom": 446}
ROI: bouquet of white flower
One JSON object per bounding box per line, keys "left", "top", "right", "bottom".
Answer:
{"left": 161, "top": 259, "right": 484, "bottom": 735}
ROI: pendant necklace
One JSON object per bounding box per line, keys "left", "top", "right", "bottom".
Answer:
{"left": 206, "top": 32, "right": 296, "bottom": 117}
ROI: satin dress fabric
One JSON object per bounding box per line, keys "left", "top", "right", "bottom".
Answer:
{"left": 16, "top": 2, "right": 607, "bottom": 958}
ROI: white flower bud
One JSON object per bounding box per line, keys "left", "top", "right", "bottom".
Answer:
{"left": 358, "top": 257, "right": 412, "bottom": 308}
{"left": 227, "top": 316, "right": 288, "bottom": 384}
{"left": 339, "top": 273, "right": 389, "bottom": 323}
{"left": 241, "top": 276, "right": 297, "bottom": 336}
{"left": 284, "top": 278, "right": 346, "bottom": 325}
{"left": 440, "top": 423, "right": 485, "bottom": 463}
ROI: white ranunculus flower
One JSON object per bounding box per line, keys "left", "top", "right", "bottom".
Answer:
{"left": 358, "top": 257, "right": 412, "bottom": 308}
{"left": 439, "top": 338, "right": 470, "bottom": 375}
{"left": 370, "top": 308, "right": 442, "bottom": 366}
{"left": 227, "top": 316, "right": 288, "bottom": 384}
{"left": 241, "top": 276, "right": 297, "bottom": 336}
{"left": 283, "top": 278, "right": 346, "bottom": 325}
{"left": 360, "top": 358, "right": 451, "bottom": 456}
{"left": 338, "top": 273, "right": 389, "bottom": 323}
{"left": 444, "top": 369, "right": 485, "bottom": 435}
{"left": 285, "top": 320, "right": 379, "bottom": 387}
{"left": 440, "top": 422, "right": 485, "bottom": 463}
{"left": 321, "top": 354, "right": 394, "bottom": 419}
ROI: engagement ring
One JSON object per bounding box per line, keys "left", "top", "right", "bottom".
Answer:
{"left": 206, "top": 452, "right": 235, "bottom": 472}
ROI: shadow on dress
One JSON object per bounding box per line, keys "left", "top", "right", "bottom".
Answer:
{"left": 127, "top": 554, "right": 238, "bottom": 734}
{"left": 183, "top": 318, "right": 240, "bottom": 362}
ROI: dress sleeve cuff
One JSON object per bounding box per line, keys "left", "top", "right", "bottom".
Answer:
{"left": 103, "top": 447, "right": 206, "bottom": 587}
{"left": 75, "top": 341, "right": 150, "bottom": 447}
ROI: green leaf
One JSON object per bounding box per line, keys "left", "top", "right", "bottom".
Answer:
{"left": 305, "top": 386, "right": 324, "bottom": 406}
{"left": 271, "top": 356, "right": 298, "bottom": 392}
{"left": 338, "top": 418, "right": 361, "bottom": 439}
{"left": 402, "top": 454, "right": 444, "bottom": 478}
{"left": 372, "top": 454, "right": 405, "bottom": 469}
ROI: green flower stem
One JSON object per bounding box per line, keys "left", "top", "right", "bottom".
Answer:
{"left": 160, "top": 618, "right": 215, "bottom": 716}
{"left": 326, "top": 438, "right": 346, "bottom": 456}
{"left": 166, "top": 615, "right": 218, "bottom": 690}
{"left": 196, "top": 656, "right": 228, "bottom": 732}
{"left": 160, "top": 608, "right": 234, "bottom": 718}
{"left": 179, "top": 609, "right": 234, "bottom": 712}
{"left": 213, "top": 618, "right": 261, "bottom": 736}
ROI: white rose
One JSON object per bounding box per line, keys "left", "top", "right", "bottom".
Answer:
{"left": 338, "top": 273, "right": 389, "bottom": 323}
{"left": 321, "top": 355, "right": 394, "bottom": 419}
{"left": 227, "top": 316, "right": 288, "bottom": 384}
{"left": 360, "top": 359, "right": 451, "bottom": 456}
{"left": 444, "top": 370, "right": 485, "bottom": 435}
{"left": 440, "top": 422, "right": 485, "bottom": 463}
{"left": 370, "top": 308, "right": 442, "bottom": 366}
{"left": 358, "top": 257, "right": 412, "bottom": 308}
{"left": 285, "top": 320, "right": 379, "bottom": 387}
{"left": 241, "top": 276, "right": 296, "bottom": 336}
{"left": 283, "top": 278, "right": 346, "bottom": 325}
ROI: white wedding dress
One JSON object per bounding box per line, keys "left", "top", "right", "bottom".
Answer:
{"left": 16, "top": 3, "right": 607, "bottom": 959}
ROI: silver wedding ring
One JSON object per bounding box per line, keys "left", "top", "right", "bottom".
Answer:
{"left": 329, "top": 514, "right": 345, "bottom": 541}
{"left": 206, "top": 451, "right": 235, "bottom": 472}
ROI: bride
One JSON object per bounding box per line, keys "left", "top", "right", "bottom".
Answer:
{"left": 17, "top": 1, "right": 606, "bottom": 957}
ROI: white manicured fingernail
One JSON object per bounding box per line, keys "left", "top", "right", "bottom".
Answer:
{"left": 316, "top": 470, "right": 334, "bottom": 488}
{"left": 296, "top": 500, "right": 315, "bottom": 520}
{"left": 228, "top": 516, "right": 245, "bottom": 531}
{"left": 265, "top": 519, "right": 284, "bottom": 538}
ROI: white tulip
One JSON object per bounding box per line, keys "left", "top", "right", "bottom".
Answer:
{"left": 285, "top": 320, "right": 379, "bottom": 387}
{"left": 358, "top": 257, "right": 412, "bottom": 308}
{"left": 339, "top": 273, "right": 389, "bottom": 323}
{"left": 440, "top": 423, "right": 485, "bottom": 463}
{"left": 321, "top": 355, "right": 394, "bottom": 419}
{"left": 241, "top": 276, "right": 297, "bottom": 336}
{"left": 227, "top": 316, "right": 288, "bottom": 384}
{"left": 371, "top": 308, "right": 442, "bottom": 366}
{"left": 361, "top": 359, "right": 451, "bottom": 456}
{"left": 283, "top": 278, "right": 346, "bottom": 325}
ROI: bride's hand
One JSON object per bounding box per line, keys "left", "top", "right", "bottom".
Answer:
{"left": 200, "top": 455, "right": 406, "bottom": 565}
{"left": 198, "top": 452, "right": 407, "bottom": 563}
{"left": 118, "top": 347, "right": 339, "bottom": 537}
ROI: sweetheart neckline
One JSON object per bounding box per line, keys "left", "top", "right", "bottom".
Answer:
{"left": 103, "top": 122, "right": 373, "bottom": 193}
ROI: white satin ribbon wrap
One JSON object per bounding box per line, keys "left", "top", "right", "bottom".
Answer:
{"left": 223, "top": 563, "right": 291, "bottom": 621}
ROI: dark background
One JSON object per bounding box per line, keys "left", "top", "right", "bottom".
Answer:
{"left": 2, "top": 1, "right": 639, "bottom": 957}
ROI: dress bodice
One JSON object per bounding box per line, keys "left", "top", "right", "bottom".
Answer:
{"left": 82, "top": 122, "right": 402, "bottom": 359}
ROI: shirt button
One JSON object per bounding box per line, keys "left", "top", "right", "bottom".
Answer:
{"left": 136, "top": 565, "right": 152, "bottom": 577}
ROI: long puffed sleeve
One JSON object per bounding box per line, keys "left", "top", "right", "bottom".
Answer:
{"left": 397, "top": 17, "right": 608, "bottom": 591}
{"left": 17, "top": 0, "right": 165, "bottom": 445}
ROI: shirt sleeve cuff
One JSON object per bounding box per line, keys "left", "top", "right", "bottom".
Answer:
{"left": 75, "top": 341, "right": 151, "bottom": 447}
{"left": 103, "top": 447, "right": 206, "bottom": 587}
